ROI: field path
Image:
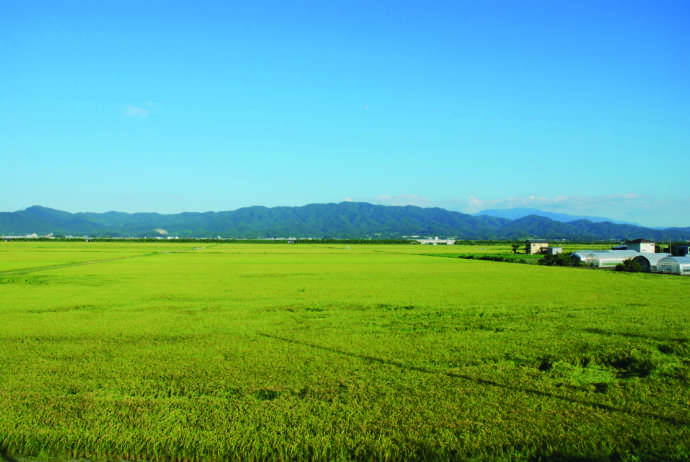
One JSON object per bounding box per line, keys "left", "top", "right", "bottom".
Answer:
{"left": 0, "top": 249, "right": 185, "bottom": 277}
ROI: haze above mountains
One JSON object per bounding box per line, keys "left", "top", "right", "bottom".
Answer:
{"left": 2, "top": 203, "right": 689, "bottom": 241}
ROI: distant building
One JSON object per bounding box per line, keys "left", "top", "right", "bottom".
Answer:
{"left": 671, "top": 244, "right": 690, "bottom": 257}
{"left": 546, "top": 247, "right": 562, "bottom": 255}
{"left": 287, "top": 238, "right": 297, "bottom": 244}
{"left": 525, "top": 240, "right": 549, "bottom": 255}
{"left": 418, "top": 237, "right": 456, "bottom": 245}
{"left": 625, "top": 239, "right": 655, "bottom": 253}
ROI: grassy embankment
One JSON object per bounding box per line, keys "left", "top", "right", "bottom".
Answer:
{"left": 1, "top": 242, "right": 688, "bottom": 461}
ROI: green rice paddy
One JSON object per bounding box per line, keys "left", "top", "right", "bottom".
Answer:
{"left": 1, "top": 241, "right": 689, "bottom": 461}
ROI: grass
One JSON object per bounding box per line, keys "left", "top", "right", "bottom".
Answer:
{"left": 1, "top": 241, "right": 689, "bottom": 461}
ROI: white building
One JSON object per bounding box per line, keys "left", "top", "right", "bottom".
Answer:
{"left": 418, "top": 237, "right": 456, "bottom": 245}
{"left": 624, "top": 239, "right": 655, "bottom": 253}
{"left": 657, "top": 256, "right": 690, "bottom": 275}
{"left": 525, "top": 240, "right": 549, "bottom": 255}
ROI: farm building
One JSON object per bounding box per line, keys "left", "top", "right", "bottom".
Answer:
{"left": 587, "top": 250, "right": 641, "bottom": 268}
{"left": 546, "top": 247, "right": 562, "bottom": 255}
{"left": 672, "top": 244, "right": 690, "bottom": 257}
{"left": 525, "top": 240, "right": 549, "bottom": 255}
{"left": 624, "top": 239, "right": 655, "bottom": 253}
{"left": 657, "top": 256, "right": 690, "bottom": 275}
{"left": 632, "top": 253, "right": 670, "bottom": 273}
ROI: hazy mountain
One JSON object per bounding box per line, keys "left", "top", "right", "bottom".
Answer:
{"left": 496, "top": 215, "right": 689, "bottom": 241}
{"left": 0, "top": 206, "right": 106, "bottom": 235}
{"left": 476, "top": 208, "right": 640, "bottom": 225}
{"left": 1, "top": 203, "right": 689, "bottom": 241}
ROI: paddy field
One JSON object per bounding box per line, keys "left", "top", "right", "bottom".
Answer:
{"left": 1, "top": 241, "right": 688, "bottom": 461}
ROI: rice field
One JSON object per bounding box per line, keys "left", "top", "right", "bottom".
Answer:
{"left": 1, "top": 241, "right": 689, "bottom": 461}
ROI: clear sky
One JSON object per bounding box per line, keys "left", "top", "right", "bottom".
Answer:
{"left": 2, "top": 0, "right": 689, "bottom": 226}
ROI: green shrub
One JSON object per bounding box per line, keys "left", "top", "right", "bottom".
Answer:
{"left": 539, "top": 253, "right": 573, "bottom": 266}
{"left": 615, "top": 258, "right": 642, "bottom": 272}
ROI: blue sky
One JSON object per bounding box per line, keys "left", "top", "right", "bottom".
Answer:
{"left": 2, "top": 0, "right": 689, "bottom": 226}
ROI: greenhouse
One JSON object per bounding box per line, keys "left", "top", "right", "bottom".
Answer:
{"left": 657, "top": 256, "right": 690, "bottom": 275}
{"left": 570, "top": 250, "right": 601, "bottom": 265}
{"left": 587, "top": 250, "right": 641, "bottom": 268}
{"left": 632, "top": 253, "right": 671, "bottom": 273}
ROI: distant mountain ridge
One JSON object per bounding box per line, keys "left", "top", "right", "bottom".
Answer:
{"left": 1, "top": 203, "right": 689, "bottom": 241}
{"left": 477, "top": 207, "right": 641, "bottom": 226}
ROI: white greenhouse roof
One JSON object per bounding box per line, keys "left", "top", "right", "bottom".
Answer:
{"left": 659, "top": 256, "right": 690, "bottom": 265}
{"left": 573, "top": 250, "right": 607, "bottom": 254}
{"left": 634, "top": 253, "right": 670, "bottom": 264}
{"left": 589, "top": 250, "right": 641, "bottom": 259}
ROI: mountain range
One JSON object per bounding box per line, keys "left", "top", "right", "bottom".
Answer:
{"left": 476, "top": 208, "right": 641, "bottom": 226}
{"left": 1, "top": 203, "right": 689, "bottom": 241}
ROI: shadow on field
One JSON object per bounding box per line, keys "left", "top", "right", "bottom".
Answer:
{"left": 581, "top": 327, "right": 688, "bottom": 344}
{"left": 258, "top": 333, "right": 688, "bottom": 427}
